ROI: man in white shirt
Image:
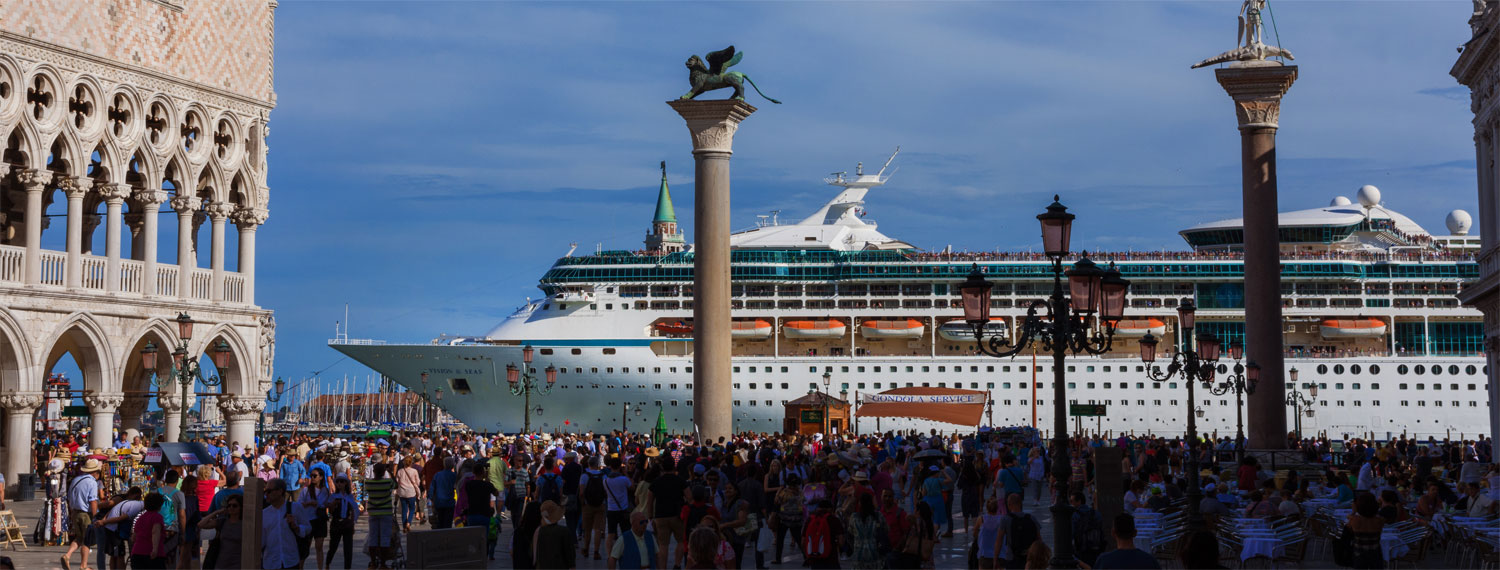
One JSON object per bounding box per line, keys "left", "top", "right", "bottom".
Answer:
{"left": 231, "top": 453, "right": 251, "bottom": 480}
{"left": 93, "top": 486, "right": 145, "bottom": 570}
{"left": 1463, "top": 482, "right": 1496, "bottom": 517}
{"left": 261, "top": 478, "right": 311, "bottom": 570}
{"left": 1355, "top": 457, "right": 1375, "bottom": 493}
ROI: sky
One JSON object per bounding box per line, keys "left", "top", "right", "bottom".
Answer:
{"left": 189, "top": 0, "right": 1484, "bottom": 408}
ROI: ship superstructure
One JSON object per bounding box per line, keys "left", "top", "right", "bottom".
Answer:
{"left": 332, "top": 157, "right": 1489, "bottom": 439}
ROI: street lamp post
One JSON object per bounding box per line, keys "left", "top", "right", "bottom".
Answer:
{"left": 821, "top": 371, "right": 832, "bottom": 436}
{"left": 1204, "top": 342, "right": 1259, "bottom": 463}
{"left": 258, "top": 376, "right": 285, "bottom": 443}
{"left": 960, "top": 196, "right": 1130, "bottom": 569}
{"left": 505, "top": 345, "right": 557, "bottom": 433}
{"left": 1285, "top": 367, "right": 1318, "bottom": 441}
{"left": 986, "top": 398, "right": 995, "bottom": 427}
{"left": 622, "top": 403, "right": 642, "bottom": 432}
{"left": 1137, "top": 298, "right": 1218, "bottom": 526}
{"left": 839, "top": 388, "right": 849, "bottom": 434}
{"left": 140, "top": 313, "right": 231, "bottom": 443}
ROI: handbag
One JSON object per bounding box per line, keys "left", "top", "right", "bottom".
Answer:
{"left": 756, "top": 525, "right": 773, "bottom": 553}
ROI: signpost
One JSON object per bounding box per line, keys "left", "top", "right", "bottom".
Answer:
{"left": 1069, "top": 404, "right": 1107, "bottom": 417}
{"left": 62, "top": 405, "right": 88, "bottom": 418}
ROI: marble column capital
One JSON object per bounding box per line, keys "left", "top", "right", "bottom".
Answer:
{"left": 666, "top": 100, "right": 756, "bottom": 154}
{"left": 0, "top": 391, "right": 44, "bottom": 413}
{"left": 1214, "top": 63, "right": 1298, "bottom": 130}
{"left": 170, "top": 195, "right": 202, "bottom": 213}
{"left": 14, "top": 169, "right": 52, "bottom": 191}
{"left": 83, "top": 392, "right": 125, "bottom": 412}
{"left": 205, "top": 201, "right": 235, "bottom": 221}
{"left": 58, "top": 176, "right": 90, "bottom": 199}
{"left": 96, "top": 182, "right": 133, "bottom": 203}
{"left": 218, "top": 396, "right": 265, "bottom": 420}
{"left": 231, "top": 207, "right": 268, "bottom": 228}
{"left": 133, "top": 188, "right": 169, "bottom": 207}
{"left": 157, "top": 390, "right": 197, "bottom": 412}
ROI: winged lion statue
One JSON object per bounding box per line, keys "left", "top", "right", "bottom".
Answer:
{"left": 679, "top": 46, "right": 781, "bottom": 104}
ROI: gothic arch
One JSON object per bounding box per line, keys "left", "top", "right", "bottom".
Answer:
{"left": 192, "top": 323, "right": 254, "bottom": 396}
{"left": 89, "top": 138, "right": 124, "bottom": 185}
{"left": 126, "top": 147, "right": 158, "bottom": 190}
{"left": 45, "top": 128, "right": 85, "bottom": 178}
{"left": 195, "top": 162, "right": 226, "bottom": 204}
{"left": 118, "top": 318, "right": 181, "bottom": 396}
{"left": 229, "top": 172, "right": 251, "bottom": 209}
{"left": 0, "top": 307, "right": 38, "bottom": 393}
{"left": 163, "top": 154, "right": 192, "bottom": 196}
{"left": 40, "top": 312, "right": 116, "bottom": 394}
{"left": 2, "top": 120, "right": 39, "bottom": 169}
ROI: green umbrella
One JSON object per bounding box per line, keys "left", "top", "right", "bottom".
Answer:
{"left": 366, "top": 429, "right": 393, "bottom": 437}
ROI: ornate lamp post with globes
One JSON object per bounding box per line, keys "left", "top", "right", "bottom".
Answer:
{"left": 505, "top": 345, "right": 557, "bottom": 434}
{"left": 821, "top": 371, "right": 833, "bottom": 435}
{"left": 140, "top": 313, "right": 232, "bottom": 442}
{"left": 1285, "top": 367, "right": 1318, "bottom": 440}
{"left": 959, "top": 196, "right": 1130, "bottom": 569}
{"left": 257, "top": 376, "right": 285, "bottom": 442}
{"left": 1204, "top": 341, "right": 1259, "bottom": 463}
{"left": 1136, "top": 298, "right": 1220, "bottom": 525}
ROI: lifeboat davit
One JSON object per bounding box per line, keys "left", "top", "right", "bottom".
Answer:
{"left": 937, "top": 319, "right": 1008, "bottom": 341}
{"left": 860, "top": 319, "right": 926, "bottom": 339}
{"left": 1111, "top": 318, "right": 1167, "bottom": 338}
{"left": 784, "top": 319, "right": 847, "bottom": 339}
{"left": 731, "top": 319, "right": 774, "bottom": 339}
{"left": 1320, "top": 318, "right": 1386, "bottom": 339}
{"left": 654, "top": 321, "right": 693, "bottom": 335}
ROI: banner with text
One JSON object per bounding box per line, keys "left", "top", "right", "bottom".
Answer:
{"left": 859, "top": 393, "right": 986, "bottom": 405}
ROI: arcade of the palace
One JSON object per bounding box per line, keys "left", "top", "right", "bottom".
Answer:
{"left": 0, "top": 0, "right": 279, "bottom": 488}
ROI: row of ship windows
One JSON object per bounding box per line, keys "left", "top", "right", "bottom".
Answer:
{"left": 545, "top": 361, "right": 1487, "bottom": 384}
{"left": 543, "top": 376, "right": 1490, "bottom": 394}
{"left": 596, "top": 398, "right": 1489, "bottom": 409}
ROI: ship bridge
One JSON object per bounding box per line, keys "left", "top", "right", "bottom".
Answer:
{"left": 1180, "top": 186, "right": 1474, "bottom": 254}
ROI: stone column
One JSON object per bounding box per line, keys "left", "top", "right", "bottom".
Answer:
{"left": 0, "top": 392, "right": 41, "bottom": 490}
{"left": 83, "top": 392, "right": 123, "bottom": 449}
{"left": 233, "top": 208, "right": 266, "bottom": 305}
{"left": 99, "top": 183, "right": 131, "bottom": 292}
{"left": 206, "top": 202, "right": 233, "bottom": 301}
{"left": 1215, "top": 62, "right": 1296, "bottom": 449}
{"left": 61, "top": 177, "right": 88, "bottom": 289}
{"left": 81, "top": 195, "right": 102, "bottom": 255}
{"left": 157, "top": 390, "right": 196, "bottom": 443}
{"left": 171, "top": 195, "right": 201, "bottom": 299}
{"left": 136, "top": 190, "right": 166, "bottom": 296}
{"left": 219, "top": 396, "right": 265, "bottom": 450}
{"left": 18, "top": 170, "right": 50, "bottom": 285}
{"left": 667, "top": 99, "right": 755, "bottom": 443}
{"left": 126, "top": 212, "right": 145, "bottom": 261}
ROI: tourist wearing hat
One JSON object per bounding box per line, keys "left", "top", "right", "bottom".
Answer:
{"left": 533, "top": 500, "right": 576, "bottom": 569}
{"left": 62, "top": 457, "right": 103, "bottom": 570}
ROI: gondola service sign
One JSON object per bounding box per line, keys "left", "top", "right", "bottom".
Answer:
{"left": 859, "top": 393, "right": 986, "bottom": 405}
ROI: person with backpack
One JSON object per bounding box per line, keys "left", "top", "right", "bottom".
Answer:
{"left": 770, "top": 475, "right": 804, "bottom": 565}
{"left": 680, "top": 486, "right": 722, "bottom": 534}
{"left": 324, "top": 476, "right": 359, "bottom": 570}
{"left": 580, "top": 456, "right": 610, "bottom": 560}
{"left": 1069, "top": 492, "right": 1106, "bottom": 567}
{"left": 259, "top": 478, "right": 310, "bottom": 570}
{"left": 93, "top": 486, "right": 145, "bottom": 570}
{"left": 429, "top": 457, "right": 458, "bottom": 530}
{"left": 995, "top": 457, "right": 1025, "bottom": 513}
{"left": 604, "top": 456, "right": 635, "bottom": 561}
{"left": 993, "top": 494, "right": 1038, "bottom": 570}
{"left": 801, "top": 500, "right": 841, "bottom": 569}
{"left": 845, "top": 494, "right": 887, "bottom": 569}
{"left": 647, "top": 457, "right": 690, "bottom": 570}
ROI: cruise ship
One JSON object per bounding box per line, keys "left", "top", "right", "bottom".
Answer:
{"left": 331, "top": 154, "right": 1490, "bottom": 439}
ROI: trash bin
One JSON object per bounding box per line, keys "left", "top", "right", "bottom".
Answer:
{"left": 15, "top": 473, "right": 34, "bottom": 502}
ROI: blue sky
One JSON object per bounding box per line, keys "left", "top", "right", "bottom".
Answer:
{"left": 206, "top": 1, "right": 1481, "bottom": 407}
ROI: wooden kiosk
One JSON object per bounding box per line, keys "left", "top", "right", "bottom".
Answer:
{"left": 783, "top": 391, "right": 851, "bottom": 436}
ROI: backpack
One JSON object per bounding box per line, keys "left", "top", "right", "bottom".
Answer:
{"left": 778, "top": 494, "right": 804, "bottom": 525}
{"left": 684, "top": 503, "right": 709, "bottom": 529}
{"left": 1007, "top": 513, "right": 1039, "bottom": 561}
{"left": 116, "top": 501, "right": 141, "bottom": 542}
{"left": 802, "top": 512, "right": 833, "bottom": 560}
{"left": 1074, "top": 507, "right": 1104, "bottom": 555}
{"left": 583, "top": 473, "right": 607, "bottom": 508}
{"left": 537, "top": 473, "right": 562, "bottom": 503}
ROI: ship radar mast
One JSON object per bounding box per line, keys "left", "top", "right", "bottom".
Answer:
{"left": 805, "top": 147, "right": 900, "bottom": 226}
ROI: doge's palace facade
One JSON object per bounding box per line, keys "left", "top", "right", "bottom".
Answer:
{"left": 0, "top": 0, "right": 277, "bottom": 485}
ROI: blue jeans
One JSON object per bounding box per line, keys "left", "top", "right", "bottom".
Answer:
{"left": 399, "top": 497, "right": 418, "bottom": 526}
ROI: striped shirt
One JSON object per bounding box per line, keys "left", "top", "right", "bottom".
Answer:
{"left": 364, "top": 477, "right": 395, "bottom": 517}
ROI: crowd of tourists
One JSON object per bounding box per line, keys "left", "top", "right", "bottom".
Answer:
{"left": 24, "top": 425, "right": 1500, "bottom": 570}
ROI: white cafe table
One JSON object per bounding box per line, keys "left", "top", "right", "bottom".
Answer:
{"left": 1241, "top": 536, "right": 1284, "bottom": 561}
{"left": 1381, "top": 530, "right": 1410, "bottom": 561}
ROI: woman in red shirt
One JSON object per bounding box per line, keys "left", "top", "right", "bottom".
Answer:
{"left": 131, "top": 492, "right": 168, "bottom": 569}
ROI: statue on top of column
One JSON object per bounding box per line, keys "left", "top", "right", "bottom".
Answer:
{"left": 1191, "top": 0, "right": 1295, "bottom": 69}
{"left": 679, "top": 46, "right": 782, "bottom": 104}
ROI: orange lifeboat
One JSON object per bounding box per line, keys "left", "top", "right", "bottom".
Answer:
{"left": 860, "top": 319, "right": 926, "bottom": 339}
{"left": 783, "top": 319, "right": 847, "bottom": 339}
{"left": 1111, "top": 318, "right": 1167, "bottom": 337}
{"left": 653, "top": 321, "right": 693, "bottom": 335}
{"left": 731, "top": 319, "right": 774, "bottom": 340}
{"left": 1319, "top": 318, "right": 1386, "bottom": 339}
